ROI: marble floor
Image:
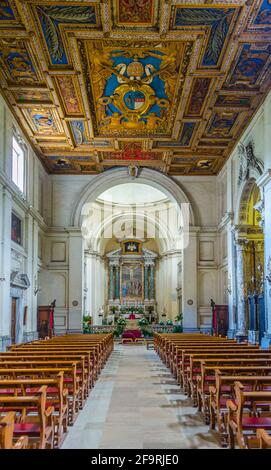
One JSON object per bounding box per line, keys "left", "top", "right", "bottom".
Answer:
{"left": 61, "top": 344, "right": 221, "bottom": 449}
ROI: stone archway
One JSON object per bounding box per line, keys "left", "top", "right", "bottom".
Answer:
{"left": 234, "top": 177, "right": 264, "bottom": 342}
{"left": 72, "top": 168, "right": 197, "bottom": 328}
{"left": 71, "top": 167, "right": 196, "bottom": 228}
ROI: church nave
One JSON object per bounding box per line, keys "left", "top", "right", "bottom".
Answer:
{"left": 62, "top": 344, "right": 220, "bottom": 450}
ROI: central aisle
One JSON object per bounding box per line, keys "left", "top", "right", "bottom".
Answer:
{"left": 62, "top": 344, "right": 220, "bottom": 449}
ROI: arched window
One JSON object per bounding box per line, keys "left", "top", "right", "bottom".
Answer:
{"left": 12, "top": 135, "right": 25, "bottom": 193}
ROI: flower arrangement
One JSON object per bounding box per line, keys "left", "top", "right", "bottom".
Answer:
{"left": 120, "top": 306, "right": 144, "bottom": 315}
{"left": 114, "top": 317, "right": 127, "bottom": 337}
{"left": 138, "top": 317, "right": 149, "bottom": 327}
{"left": 83, "top": 315, "right": 92, "bottom": 333}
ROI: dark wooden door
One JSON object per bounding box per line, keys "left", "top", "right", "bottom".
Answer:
{"left": 11, "top": 298, "right": 17, "bottom": 344}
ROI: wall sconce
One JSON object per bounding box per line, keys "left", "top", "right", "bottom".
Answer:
{"left": 0, "top": 277, "right": 5, "bottom": 282}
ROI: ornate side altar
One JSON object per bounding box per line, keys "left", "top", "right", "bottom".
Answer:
{"left": 106, "top": 240, "right": 157, "bottom": 321}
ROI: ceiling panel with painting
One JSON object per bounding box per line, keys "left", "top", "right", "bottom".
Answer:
{"left": 0, "top": 0, "right": 270, "bottom": 175}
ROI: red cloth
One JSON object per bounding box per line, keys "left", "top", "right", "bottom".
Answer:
{"left": 122, "top": 329, "right": 141, "bottom": 341}
{"left": 129, "top": 313, "right": 136, "bottom": 319}
{"left": 49, "top": 308, "right": 54, "bottom": 330}
{"left": 212, "top": 307, "right": 217, "bottom": 332}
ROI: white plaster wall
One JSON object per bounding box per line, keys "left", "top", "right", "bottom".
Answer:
{"left": 0, "top": 95, "right": 49, "bottom": 348}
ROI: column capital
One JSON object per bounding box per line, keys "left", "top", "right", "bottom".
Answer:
{"left": 234, "top": 238, "right": 249, "bottom": 249}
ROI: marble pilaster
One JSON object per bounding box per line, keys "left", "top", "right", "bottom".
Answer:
{"left": 109, "top": 264, "right": 114, "bottom": 301}
{"left": 149, "top": 264, "right": 155, "bottom": 300}
{"left": 115, "top": 265, "right": 120, "bottom": 300}
{"left": 144, "top": 265, "right": 149, "bottom": 301}
{"left": 235, "top": 239, "right": 248, "bottom": 340}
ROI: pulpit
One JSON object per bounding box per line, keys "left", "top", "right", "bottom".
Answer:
{"left": 212, "top": 305, "right": 228, "bottom": 337}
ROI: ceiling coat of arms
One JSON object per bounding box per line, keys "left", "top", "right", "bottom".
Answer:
{"left": 0, "top": 0, "right": 270, "bottom": 175}
{"left": 82, "top": 41, "right": 188, "bottom": 136}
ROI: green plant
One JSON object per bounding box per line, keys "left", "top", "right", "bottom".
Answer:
{"left": 173, "top": 325, "right": 183, "bottom": 333}
{"left": 166, "top": 319, "right": 173, "bottom": 325}
{"left": 113, "top": 317, "right": 127, "bottom": 337}
{"left": 138, "top": 317, "right": 149, "bottom": 327}
{"left": 175, "top": 313, "right": 183, "bottom": 323}
{"left": 83, "top": 315, "right": 92, "bottom": 333}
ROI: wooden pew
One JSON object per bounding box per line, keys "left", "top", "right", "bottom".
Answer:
{"left": 0, "top": 367, "right": 79, "bottom": 426}
{"left": 209, "top": 372, "right": 271, "bottom": 446}
{"left": 256, "top": 429, "right": 271, "bottom": 448}
{"left": 197, "top": 364, "right": 271, "bottom": 422}
{"left": 227, "top": 381, "right": 271, "bottom": 449}
{"left": 188, "top": 354, "right": 271, "bottom": 407}
{"left": 0, "top": 372, "right": 68, "bottom": 448}
{"left": 0, "top": 359, "right": 86, "bottom": 412}
{"left": 0, "top": 352, "right": 92, "bottom": 400}
{"left": 0, "top": 386, "right": 54, "bottom": 449}
{"left": 171, "top": 342, "right": 249, "bottom": 378}
{"left": 177, "top": 346, "right": 259, "bottom": 388}
{"left": 0, "top": 412, "right": 28, "bottom": 449}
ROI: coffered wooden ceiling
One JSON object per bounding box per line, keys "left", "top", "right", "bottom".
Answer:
{"left": 0, "top": 0, "right": 270, "bottom": 175}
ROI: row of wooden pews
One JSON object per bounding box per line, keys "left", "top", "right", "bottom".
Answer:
{"left": 0, "top": 333, "right": 113, "bottom": 449}
{"left": 154, "top": 332, "right": 271, "bottom": 449}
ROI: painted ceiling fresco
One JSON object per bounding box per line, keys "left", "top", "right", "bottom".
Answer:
{"left": 0, "top": 0, "right": 270, "bottom": 175}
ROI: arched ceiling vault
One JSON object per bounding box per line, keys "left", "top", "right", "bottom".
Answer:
{"left": 0, "top": 0, "right": 270, "bottom": 176}
{"left": 83, "top": 210, "right": 180, "bottom": 254}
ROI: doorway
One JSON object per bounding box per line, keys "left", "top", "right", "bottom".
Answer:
{"left": 11, "top": 297, "right": 17, "bottom": 343}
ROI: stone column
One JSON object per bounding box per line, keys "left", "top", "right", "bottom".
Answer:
{"left": 109, "top": 264, "right": 114, "bottom": 301}
{"left": 227, "top": 227, "right": 237, "bottom": 338}
{"left": 257, "top": 170, "right": 271, "bottom": 347}
{"left": 144, "top": 265, "right": 149, "bottom": 301}
{"left": 115, "top": 265, "right": 120, "bottom": 300}
{"left": 235, "top": 239, "right": 248, "bottom": 341}
{"left": 149, "top": 264, "right": 155, "bottom": 300}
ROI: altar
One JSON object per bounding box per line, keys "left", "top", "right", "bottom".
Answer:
{"left": 123, "top": 313, "right": 142, "bottom": 330}
{"left": 106, "top": 239, "right": 158, "bottom": 321}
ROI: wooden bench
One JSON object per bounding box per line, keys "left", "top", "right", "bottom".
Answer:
{"left": 0, "top": 373, "right": 68, "bottom": 448}
{"left": 0, "top": 359, "right": 86, "bottom": 412}
{"left": 177, "top": 346, "right": 259, "bottom": 388}
{"left": 121, "top": 338, "right": 134, "bottom": 344}
{"left": 256, "top": 428, "right": 271, "bottom": 448}
{"left": 0, "top": 412, "right": 28, "bottom": 449}
{"left": 197, "top": 364, "right": 271, "bottom": 422}
{"left": 0, "top": 386, "right": 54, "bottom": 449}
{"left": 134, "top": 338, "right": 146, "bottom": 344}
{"left": 0, "top": 352, "right": 93, "bottom": 399}
{"left": 209, "top": 372, "right": 271, "bottom": 446}
{"left": 0, "top": 367, "right": 79, "bottom": 426}
{"left": 227, "top": 381, "right": 271, "bottom": 448}
{"left": 188, "top": 354, "right": 271, "bottom": 408}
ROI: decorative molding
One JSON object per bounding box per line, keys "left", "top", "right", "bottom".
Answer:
{"left": 238, "top": 140, "right": 264, "bottom": 186}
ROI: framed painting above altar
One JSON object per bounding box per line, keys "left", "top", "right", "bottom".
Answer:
{"left": 121, "top": 263, "right": 143, "bottom": 301}
{"left": 121, "top": 239, "right": 142, "bottom": 255}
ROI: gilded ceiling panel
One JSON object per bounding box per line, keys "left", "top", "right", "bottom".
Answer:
{"left": 0, "top": 0, "right": 270, "bottom": 175}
